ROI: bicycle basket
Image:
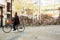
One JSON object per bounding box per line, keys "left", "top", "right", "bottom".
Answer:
{"left": 6, "top": 19, "right": 12, "bottom": 25}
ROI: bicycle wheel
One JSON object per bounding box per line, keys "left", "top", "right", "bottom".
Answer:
{"left": 2, "top": 25, "right": 12, "bottom": 33}
{"left": 17, "top": 25, "right": 25, "bottom": 32}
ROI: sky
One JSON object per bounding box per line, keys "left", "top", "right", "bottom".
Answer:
{"left": 41, "top": 0, "right": 60, "bottom": 6}
{"left": 0, "top": 0, "right": 60, "bottom": 6}
{"left": 32, "top": 0, "right": 60, "bottom": 6}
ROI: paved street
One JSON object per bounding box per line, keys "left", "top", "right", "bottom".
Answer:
{"left": 0, "top": 25, "right": 60, "bottom": 40}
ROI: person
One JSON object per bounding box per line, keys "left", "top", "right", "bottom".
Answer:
{"left": 13, "top": 12, "right": 20, "bottom": 31}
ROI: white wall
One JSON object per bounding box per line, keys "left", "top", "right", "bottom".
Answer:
{"left": 0, "top": 0, "right": 5, "bottom": 5}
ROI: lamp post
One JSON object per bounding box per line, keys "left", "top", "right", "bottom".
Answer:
{"left": 58, "top": 7, "right": 60, "bottom": 14}
{"left": 39, "top": 0, "right": 41, "bottom": 22}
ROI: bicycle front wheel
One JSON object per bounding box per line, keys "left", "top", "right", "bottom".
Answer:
{"left": 2, "top": 25, "right": 12, "bottom": 33}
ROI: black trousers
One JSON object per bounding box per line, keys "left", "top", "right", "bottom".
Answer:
{"left": 13, "top": 23, "right": 17, "bottom": 30}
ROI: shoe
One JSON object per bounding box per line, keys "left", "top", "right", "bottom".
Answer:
{"left": 13, "top": 29, "right": 16, "bottom": 31}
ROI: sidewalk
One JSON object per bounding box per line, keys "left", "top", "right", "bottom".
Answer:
{"left": 0, "top": 25, "right": 60, "bottom": 40}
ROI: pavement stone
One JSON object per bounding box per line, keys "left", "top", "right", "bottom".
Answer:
{"left": 0, "top": 25, "right": 60, "bottom": 40}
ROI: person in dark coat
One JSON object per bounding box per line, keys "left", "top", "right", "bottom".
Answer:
{"left": 13, "top": 12, "right": 20, "bottom": 31}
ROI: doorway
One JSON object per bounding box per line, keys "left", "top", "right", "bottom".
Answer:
{"left": 0, "top": 6, "right": 3, "bottom": 27}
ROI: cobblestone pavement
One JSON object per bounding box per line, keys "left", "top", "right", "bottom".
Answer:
{"left": 0, "top": 25, "right": 60, "bottom": 40}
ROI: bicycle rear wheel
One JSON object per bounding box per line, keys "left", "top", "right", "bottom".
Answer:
{"left": 17, "top": 25, "right": 25, "bottom": 32}
{"left": 2, "top": 25, "right": 12, "bottom": 33}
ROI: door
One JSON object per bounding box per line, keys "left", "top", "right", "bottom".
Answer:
{"left": 0, "top": 7, "right": 3, "bottom": 26}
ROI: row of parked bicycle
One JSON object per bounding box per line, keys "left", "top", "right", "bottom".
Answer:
{"left": 19, "top": 15, "right": 60, "bottom": 26}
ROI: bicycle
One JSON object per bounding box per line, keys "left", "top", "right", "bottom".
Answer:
{"left": 2, "top": 19, "right": 25, "bottom": 33}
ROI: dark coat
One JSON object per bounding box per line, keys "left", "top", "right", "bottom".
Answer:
{"left": 14, "top": 15, "right": 20, "bottom": 25}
